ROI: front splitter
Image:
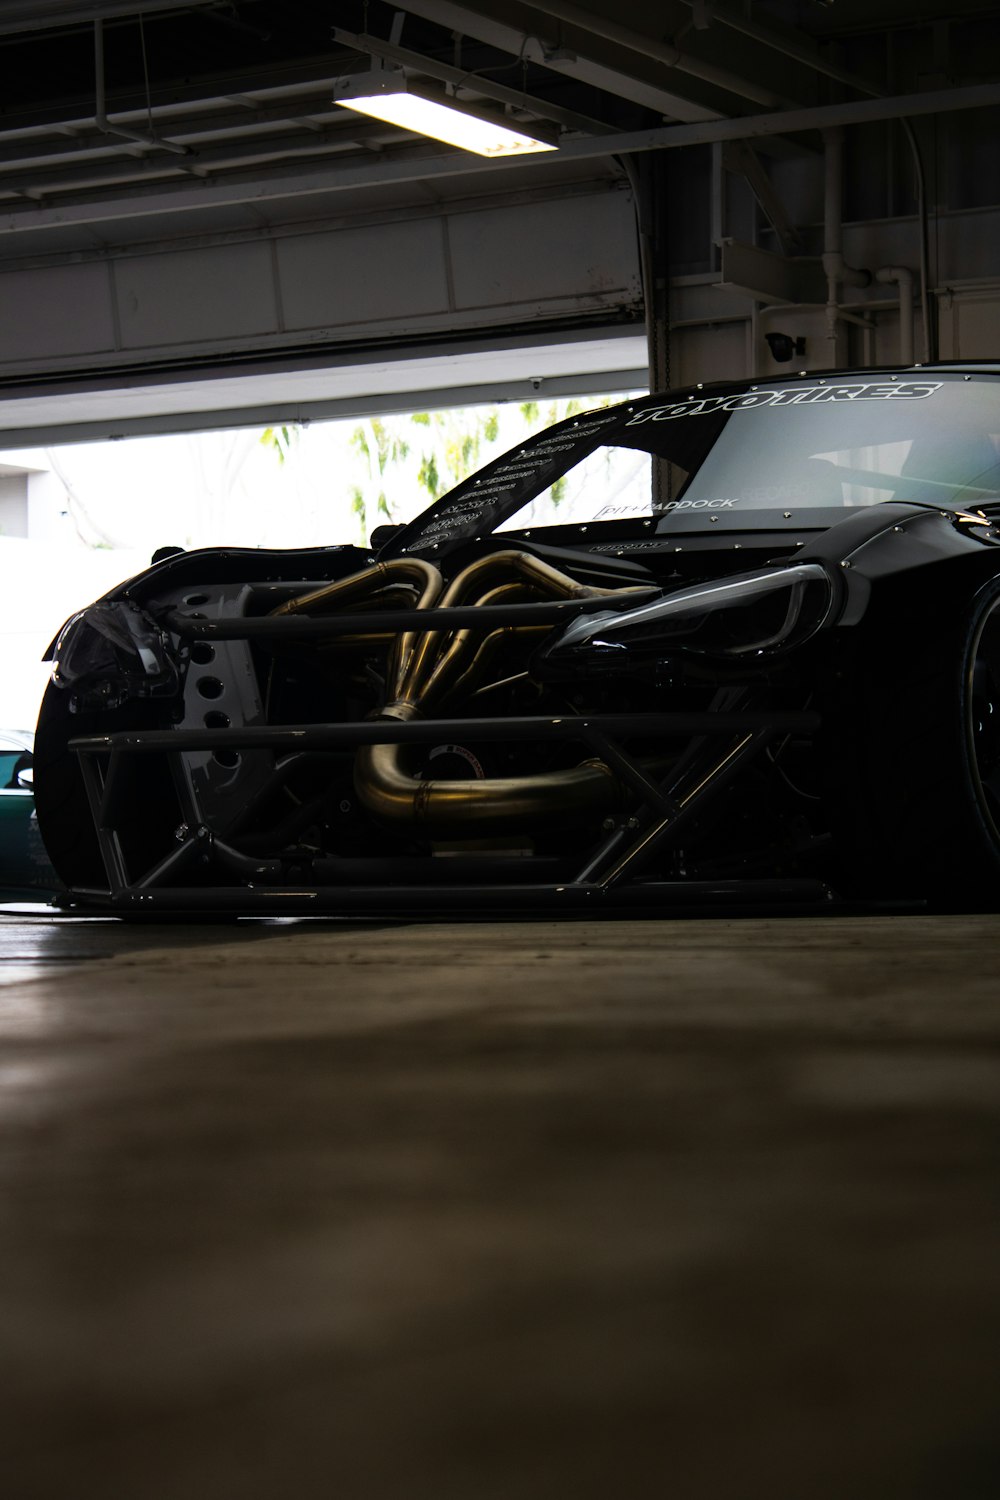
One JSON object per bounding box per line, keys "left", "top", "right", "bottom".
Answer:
{"left": 44, "top": 878, "right": 838, "bottom": 921}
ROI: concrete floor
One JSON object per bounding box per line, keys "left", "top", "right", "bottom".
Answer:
{"left": 0, "top": 910, "right": 998, "bottom": 1499}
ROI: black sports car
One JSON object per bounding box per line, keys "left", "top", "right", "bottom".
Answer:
{"left": 33, "top": 363, "right": 1000, "bottom": 915}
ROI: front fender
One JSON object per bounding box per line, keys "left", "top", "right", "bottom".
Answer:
{"left": 800, "top": 503, "right": 1000, "bottom": 626}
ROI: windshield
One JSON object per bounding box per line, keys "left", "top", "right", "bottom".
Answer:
{"left": 390, "top": 374, "right": 1000, "bottom": 556}
{"left": 504, "top": 376, "right": 1000, "bottom": 529}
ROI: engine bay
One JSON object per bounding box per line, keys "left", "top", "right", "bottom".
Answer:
{"left": 33, "top": 533, "right": 834, "bottom": 912}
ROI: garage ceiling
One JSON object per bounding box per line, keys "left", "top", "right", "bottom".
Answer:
{"left": 1, "top": 0, "right": 998, "bottom": 245}
{"left": 0, "top": 0, "right": 998, "bottom": 438}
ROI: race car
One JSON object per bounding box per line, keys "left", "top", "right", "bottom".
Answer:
{"left": 32, "top": 363, "right": 1000, "bottom": 915}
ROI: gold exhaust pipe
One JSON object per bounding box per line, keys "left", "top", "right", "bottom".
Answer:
{"left": 272, "top": 550, "right": 639, "bottom": 833}
{"left": 273, "top": 557, "right": 444, "bottom": 690}
{"left": 354, "top": 551, "right": 636, "bottom": 831}
{"left": 272, "top": 557, "right": 443, "bottom": 618}
{"left": 360, "top": 723, "right": 622, "bottom": 831}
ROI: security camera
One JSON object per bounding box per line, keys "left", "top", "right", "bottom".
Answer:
{"left": 765, "top": 332, "right": 806, "bottom": 363}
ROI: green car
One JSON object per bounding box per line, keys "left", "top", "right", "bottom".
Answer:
{"left": 0, "top": 730, "right": 58, "bottom": 900}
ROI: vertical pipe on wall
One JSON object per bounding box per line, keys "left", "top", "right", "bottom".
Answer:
{"left": 823, "top": 128, "right": 845, "bottom": 361}
{"left": 823, "top": 128, "right": 871, "bottom": 363}
{"left": 875, "top": 266, "right": 915, "bottom": 364}
{"left": 629, "top": 154, "right": 671, "bottom": 397}
{"left": 900, "top": 119, "right": 935, "bottom": 361}
{"left": 629, "top": 153, "right": 673, "bottom": 504}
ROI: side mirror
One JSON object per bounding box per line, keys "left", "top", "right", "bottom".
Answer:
{"left": 370, "top": 523, "right": 403, "bottom": 549}
{"left": 16, "top": 766, "right": 33, "bottom": 790}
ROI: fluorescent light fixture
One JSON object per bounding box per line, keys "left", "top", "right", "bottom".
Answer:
{"left": 333, "top": 70, "right": 557, "bottom": 158}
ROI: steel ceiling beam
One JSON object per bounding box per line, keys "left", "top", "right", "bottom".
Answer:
{"left": 0, "top": 110, "right": 384, "bottom": 179}
{"left": 384, "top": 0, "right": 724, "bottom": 122}
{"left": 0, "top": 78, "right": 997, "bottom": 235}
{"left": 0, "top": 77, "right": 365, "bottom": 144}
{"left": 523, "top": 0, "right": 800, "bottom": 110}
{"left": 0, "top": 0, "right": 218, "bottom": 35}
{"left": 0, "top": 135, "right": 388, "bottom": 203}
{"left": 675, "top": 0, "right": 884, "bottom": 98}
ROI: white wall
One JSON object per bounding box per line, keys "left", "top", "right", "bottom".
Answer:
{"left": 0, "top": 537, "right": 148, "bottom": 731}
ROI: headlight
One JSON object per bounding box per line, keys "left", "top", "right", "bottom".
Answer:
{"left": 541, "top": 562, "right": 839, "bottom": 666}
{"left": 50, "top": 601, "right": 180, "bottom": 710}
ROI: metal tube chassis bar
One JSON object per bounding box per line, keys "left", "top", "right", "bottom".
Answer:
{"left": 163, "top": 593, "right": 662, "bottom": 641}
{"left": 63, "top": 707, "right": 824, "bottom": 916}
{"left": 71, "top": 712, "right": 819, "bottom": 754}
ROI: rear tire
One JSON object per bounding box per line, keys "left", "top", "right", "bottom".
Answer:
{"left": 825, "top": 570, "right": 1000, "bottom": 905}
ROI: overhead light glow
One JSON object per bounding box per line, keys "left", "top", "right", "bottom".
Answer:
{"left": 334, "top": 72, "right": 557, "bottom": 158}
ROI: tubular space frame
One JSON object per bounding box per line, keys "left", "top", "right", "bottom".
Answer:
{"left": 68, "top": 706, "right": 821, "bottom": 908}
